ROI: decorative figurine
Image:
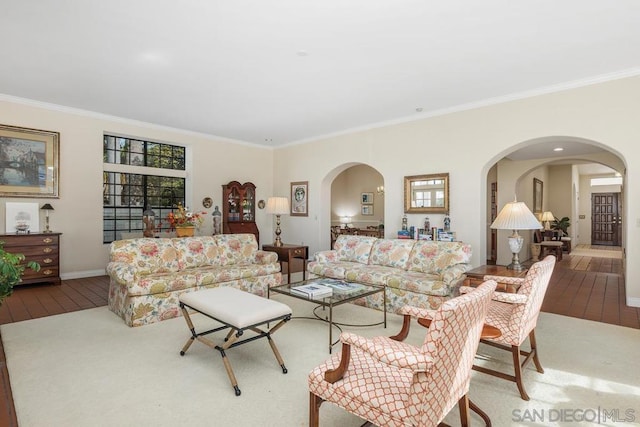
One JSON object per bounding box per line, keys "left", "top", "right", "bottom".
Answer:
{"left": 402, "top": 214, "right": 408, "bottom": 231}
{"left": 142, "top": 208, "right": 156, "bottom": 237}
{"left": 424, "top": 216, "right": 430, "bottom": 231}
{"left": 212, "top": 206, "right": 222, "bottom": 235}
{"left": 443, "top": 212, "right": 451, "bottom": 231}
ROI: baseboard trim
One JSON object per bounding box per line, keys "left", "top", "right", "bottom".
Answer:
{"left": 626, "top": 296, "right": 640, "bottom": 308}
{"left": 61, "top": 269, "right": 106, "bottom": 280}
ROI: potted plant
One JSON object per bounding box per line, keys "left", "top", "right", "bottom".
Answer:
{"left": 0, "top": 242, "right": 40, "bottom": 304}
{"left": 552, "top": 216, "right": 571, "bottom": 236}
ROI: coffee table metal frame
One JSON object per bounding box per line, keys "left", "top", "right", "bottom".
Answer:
{"left": 269, "top": 279, "right": 386, "bottom": 353}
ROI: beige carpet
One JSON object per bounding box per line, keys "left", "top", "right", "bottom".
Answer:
{"left": 570, "top": 247, "right": 623, "bottom": 259}
{"left": 2, "top": 295, "right": 639, "bottom": 427}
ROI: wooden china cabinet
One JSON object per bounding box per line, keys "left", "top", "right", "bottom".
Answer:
{"left": 221, "top": 181, "right": 259, "bottom": 244}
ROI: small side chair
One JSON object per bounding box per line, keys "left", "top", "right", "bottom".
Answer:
{"left": 464, "top": 255, "right": 556, "bottom": 401}
{"left": 307, "top": 280, "right": 497, "bottom": 427}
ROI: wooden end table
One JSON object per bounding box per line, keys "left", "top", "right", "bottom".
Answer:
{"left": 262, "top": 244, "right": 309, "bottom": 284}
{"left": 464, "top": 265, "right": 528, "bottom": 293}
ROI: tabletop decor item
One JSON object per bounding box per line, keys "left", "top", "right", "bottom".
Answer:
{"left": 166, "top": 203, "right": 206, "bottom": 237}
{"left": 5, "top": 202, "right": 39, "bottom": 233}
{"left": 41, "top": 203, "right": 55, "bottom": 233}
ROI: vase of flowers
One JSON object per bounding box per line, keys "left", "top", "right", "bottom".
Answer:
{"left": 166, "top": 203, "right": 206, "bottom": 237}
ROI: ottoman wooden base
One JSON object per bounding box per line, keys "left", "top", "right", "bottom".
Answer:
{"left": 178, "top": 287, "right": 292, "bottom": 396}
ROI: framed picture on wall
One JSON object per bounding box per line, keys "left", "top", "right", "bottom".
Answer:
{"left": 361, "top": 192, "right": 373, "bottom": 204}
{"left": 0, "top": 124, "right": 60, "bottom": 198}
{"left": 533, "top": 178, "right": 543, "bottom": 213}
{"left": 361, "top": 205, "right": 373, "bottom": 215}
{"left": 290, "top": 181, "right": 308, "bottom": 216}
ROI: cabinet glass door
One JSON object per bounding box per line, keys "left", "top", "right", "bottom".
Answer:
{"left": 228, "top": 188, "right": 240, "bottom": 222}
{"left": 243, "top": 188, "right": 255, "bottom": 221}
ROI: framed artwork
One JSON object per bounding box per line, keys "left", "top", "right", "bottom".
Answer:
{"left": 290, "top": 181, "right": 308, "bottom": 216}
{"left": 361, "top": 205, "right": 373, "bottom": 216}
{"left": 361, "top": 192, "right": 373, "bottom": 204}
{"left": 0, "top": 124, "right": 60, "bottom": 198}
{"left": 533, "top": 178, "right": 543, "bottom": 213}
{"left": 5, "top": 202, "right": 40, "bottom": 233}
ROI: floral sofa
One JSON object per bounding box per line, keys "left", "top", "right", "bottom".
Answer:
{"left": 307, "top": 235, "right": 472, "bottom": 314}
{"left": 107, "top": 234, "right": 282, "bottom": 326}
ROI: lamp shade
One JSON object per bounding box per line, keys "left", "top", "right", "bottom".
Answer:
{"left": 265, "top": 197, "right": 289, "bottom": 215}
{"left": 540, "top": 211, "right": 555, "bottom": 222}
{"left": 41, "top": 203, "right": 54, "bottom": 210}
{"left": 491, "top": 201, "right": 541, "bottom": 230}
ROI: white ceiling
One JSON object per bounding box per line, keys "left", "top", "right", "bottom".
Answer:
{"left": 2, "top": 1, "right": 640, "bottom": 148}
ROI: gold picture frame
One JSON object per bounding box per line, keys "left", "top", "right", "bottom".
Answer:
{"left": 533, "top": 178, "right": 543, "bottom": 213}
{"left": 404, "top": 173, "right": 449, "bottom": 214}
{"left": 0, "top": 124, "right": 60, "bottom": 198}
{"left": 290, "top": 181, "right": 308, "bottom": 216}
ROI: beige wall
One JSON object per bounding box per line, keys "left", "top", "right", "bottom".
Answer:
{"left": 0, "top": 99, "right": 275, "bottom": 278}
{"left": 274, "top": 76, "right": 639, "bottom": 306}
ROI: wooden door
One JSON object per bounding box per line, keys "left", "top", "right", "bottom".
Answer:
{"left": 591, "top": 193, "right": 621, "bottom": 246}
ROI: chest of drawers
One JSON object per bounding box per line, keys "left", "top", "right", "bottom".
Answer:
{"left": 0, "top": 232, "right": 62, "bottom": 286}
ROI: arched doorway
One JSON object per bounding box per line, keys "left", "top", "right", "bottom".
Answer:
{"left": 484, "top": 137, "right": 626, "bottom": 267}
{"left": 318, "top": 163, "right": 385, "bottom": 250}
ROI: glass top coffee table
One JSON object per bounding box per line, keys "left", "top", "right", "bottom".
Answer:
{"left": 269, "top": 278, "right": 386, "bottom": 353}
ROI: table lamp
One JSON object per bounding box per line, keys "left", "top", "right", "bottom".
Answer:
{"left": 40, "top": 203, "right": 54, "bottom": 233}
{"left": 265, "top": 197, "right": 289, "bottom": 247}
{"left": 491, "top": 198, "right": 542, "bottom": 271}
{"left": 541, "top": 211, "right": 555, "bottom": 230}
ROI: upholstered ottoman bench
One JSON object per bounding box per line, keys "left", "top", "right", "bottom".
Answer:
{"left": 178, "top": 287, "right": 292, "bottom": 396}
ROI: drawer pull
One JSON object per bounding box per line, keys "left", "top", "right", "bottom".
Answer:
{"left": 43, "top": 247, "right": 53, "bottom": 253}
{"left": 43, "top": 238, "right": 54, "bottom": 244}
{"left": 43, "top": 269, "right": 54, "bottom": 276}
{"left": 43, "top": 258, "right": 53, "bottom": 264}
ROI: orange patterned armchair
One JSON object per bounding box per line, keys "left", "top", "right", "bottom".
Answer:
{"left": 307, "top": 280, "right": 497, "bottom": 426}
{"left": 463, "top": 255, "right": 556, "bottom": 400}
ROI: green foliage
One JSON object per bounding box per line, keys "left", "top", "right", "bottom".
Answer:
{"left": 0, "top": 242, "right": 40, "bottom": 303}
{"left": 552, "top": 216, "right": 571, "bottom": 236}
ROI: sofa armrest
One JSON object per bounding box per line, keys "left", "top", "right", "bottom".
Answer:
{"left": 313, "top": 250, "right": 338, "bottom": 263}
{"left": 106, "top": 262, "right": 139, "bottom": 286}
{"left": 255, "top": 250, "right": 278, "bottom": 264}
{"left": 441, "top": 264, "right": 469, "bottom": 286}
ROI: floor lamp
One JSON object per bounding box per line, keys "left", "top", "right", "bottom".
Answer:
{"left": 266, "top": 197, "right": 290, "bottom": 247}
{"left": 491, "top": 199, "right": 542, "bottom": 271}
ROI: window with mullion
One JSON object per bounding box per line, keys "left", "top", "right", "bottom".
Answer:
{"left": 103, "top": 134, "right": 187, "bottom": 244}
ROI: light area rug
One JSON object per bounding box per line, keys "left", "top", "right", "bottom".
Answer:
{"left": 570, "top": 248, "right": 623, "bottom": 259}
{"left": 2, "top": 295, "right": 640, "bottom": 427}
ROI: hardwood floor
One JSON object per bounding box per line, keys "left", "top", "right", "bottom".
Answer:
{"left": 0, "top": 249, "right": 637, "bottom": 425}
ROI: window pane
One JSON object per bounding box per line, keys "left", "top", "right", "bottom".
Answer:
{"left": 103, "top": 133, "right": 187, "bottom": 244}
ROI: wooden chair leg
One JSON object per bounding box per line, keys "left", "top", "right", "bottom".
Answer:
{"left": 511, "top": 344, "right": 530, "bottom": 401}
{"left": 309, "top": 392, "right": 323, "bottom": 427}
{"left": 458, "top": 394, "right": 471, "bottom": 427}
{"left": 529, "top": 329, "right": 544, "bottom": 373}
